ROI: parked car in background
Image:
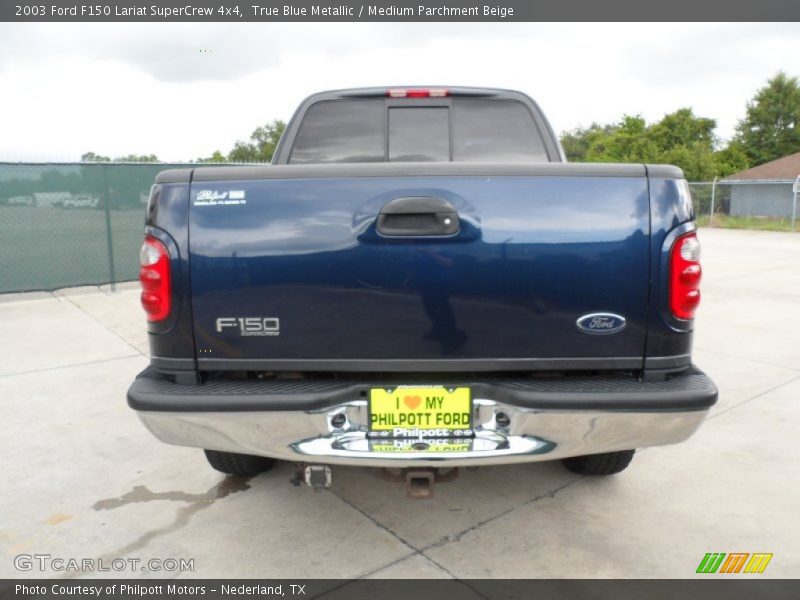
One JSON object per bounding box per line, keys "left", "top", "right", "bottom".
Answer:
{"left": 61, "top": 194, "right": 99, "bottom": 209}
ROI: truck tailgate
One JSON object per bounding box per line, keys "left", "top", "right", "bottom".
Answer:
{"left": 187, "top": 165, "right": 651, "bottom": 372}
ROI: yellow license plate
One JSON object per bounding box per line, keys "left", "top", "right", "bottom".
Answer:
{"left": 368, "top": 386, "right": 472, "bottom": 435}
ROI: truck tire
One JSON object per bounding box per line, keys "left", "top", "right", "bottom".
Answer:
{"left": 561, "top": 450, "right": 635, "bottom": 476}
{"left": 203, "top": 449, "right": 276, "bottom": 476}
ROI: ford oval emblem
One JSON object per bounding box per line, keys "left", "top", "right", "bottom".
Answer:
{"left": 576, "top": 313, "right": 627, "bottom": 335}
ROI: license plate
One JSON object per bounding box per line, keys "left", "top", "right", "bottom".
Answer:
{"left": 368, "top": 386, "right": 472, "bottom": 437}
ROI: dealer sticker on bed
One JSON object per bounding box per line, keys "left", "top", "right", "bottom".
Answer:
{"left": 368, "top": 386, "right": 472, "bottom": 437}
{"left": 193, "top": 190, "right": 247, "bottom": 206}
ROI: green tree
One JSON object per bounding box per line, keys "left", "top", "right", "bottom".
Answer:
{"left": 81, "top": 151, "right": 110, "bottom": 162}
{"left": 712, "top": 142, "right": 750, "bottom": 177}
{"left": 735, "top": 72, "right": 800, "bottom": 165}
{"left": 196, "top": 150, "right": 228, "bottom": 163}
{"left": 585, "top": 115, "right": 661, "bottom": 164}
{"left": 649, "top": 108, "right": 719, "bottom": 180}
{"left": 561, "top": 108, "right": 746, "bottom": 180}
{"left": 81, "top": 152, "right": 160, "bottom": 162}
{"left": 649, "top": 108, "right": 716, "bottom": 150}
{"left": 560, "top": 123, "right": 617, "bottom": 162}
{"left": 113, "top": 154, "right": 159, "bottom": 162}
{"left": 227, "top": 119, "right": 286, "bottom": 163}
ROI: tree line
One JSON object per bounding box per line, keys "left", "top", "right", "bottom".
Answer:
{"left": 560, "top": 72, "right": 800, "bottom": 180}
{"left": 81, "top": 72, "right": 800, "bottom": 181}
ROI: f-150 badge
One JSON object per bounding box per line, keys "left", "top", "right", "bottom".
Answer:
{"left": 216, "top": 317, "right": 279, "bottom": 336}
{"left": 576, "top": 313, "right": 626, "bottom": 335}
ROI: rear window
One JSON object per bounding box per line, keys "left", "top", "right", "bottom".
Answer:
{"left": 289, "top": 100, "right": 384, "bottom": 164}
{"left": 288, "top": 97, "right": 549, "bottom": 164}
{"left": 452, "top": 99, "right": 547, "bottom": 162}
{"left": 389, "top": 107, "right": 450, "bottom": 162}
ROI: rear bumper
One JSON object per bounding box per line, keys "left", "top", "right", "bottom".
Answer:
{"left": 128, "top": 368, "right": 717, "bottom": 468}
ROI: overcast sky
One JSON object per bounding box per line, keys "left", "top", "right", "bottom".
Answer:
{"left": 0, "top": 22, "right": 797, "bottom": 162}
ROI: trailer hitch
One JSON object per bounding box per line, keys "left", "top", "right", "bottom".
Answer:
{"left": 381, "top": 467, "right": 460, "bottom": 499}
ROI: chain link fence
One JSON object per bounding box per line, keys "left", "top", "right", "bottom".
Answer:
{"left": 0, "top": 162, "right": 244, "bottom": 294}
{"left": 688, "top": 179, "right": 799, "bottom": 231}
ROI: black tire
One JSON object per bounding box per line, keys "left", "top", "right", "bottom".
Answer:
{"left": 203, "top": 449, "right": 276, "bottom": 477}
{"left": 562, "top": 450, "right": 635, "bottom": 476}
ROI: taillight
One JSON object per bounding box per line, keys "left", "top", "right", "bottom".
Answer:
{"left": 669, "top": 232, "right": 702, "bottom": 320}
{"left": 139, "top": 236, "right": 171, "bottom": 322}
{"left": 387, "top": 88, "right": 449, "bottom": 98}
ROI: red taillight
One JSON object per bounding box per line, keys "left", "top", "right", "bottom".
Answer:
{"left": 387, "top": 88, "right": 449, "bottom": 98}
{"left": 139, "top": 236, "right": 171, "bottom": 322}
{"left": 669, "top": 232, "right": 702, "bottom": 320}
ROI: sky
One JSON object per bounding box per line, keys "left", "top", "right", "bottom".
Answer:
{"left": 0, "top": 22, "right": 798, "bottom": 162}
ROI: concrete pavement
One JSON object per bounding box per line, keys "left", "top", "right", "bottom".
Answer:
{"left": 1, "top": 228, "right": 798, "bottom": 579}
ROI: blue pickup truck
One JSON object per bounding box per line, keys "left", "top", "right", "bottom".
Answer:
{"left": 128, "top": 87, "right": 717, "bottom": 495}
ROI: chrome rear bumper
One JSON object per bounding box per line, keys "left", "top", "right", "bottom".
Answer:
{"left": 130, "top": 367, "right": 716, "bottom": 467}
{"left": 137, "top": 398, "right": 709, "bottom": 467}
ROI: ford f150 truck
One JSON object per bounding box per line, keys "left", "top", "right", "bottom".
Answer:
{"left": 128, "top": 87, "right": 717, "bottom": 495}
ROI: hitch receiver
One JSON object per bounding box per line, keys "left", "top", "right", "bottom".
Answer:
{"left": 406, "top": 469, "right": 436, "bottom": 499}
{"left": 380, "top": 467, "right": 460, "bottom": 499}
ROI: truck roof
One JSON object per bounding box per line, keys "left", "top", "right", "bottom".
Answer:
{"left": 300, "top": 86, "right": 535, "bottom": 99}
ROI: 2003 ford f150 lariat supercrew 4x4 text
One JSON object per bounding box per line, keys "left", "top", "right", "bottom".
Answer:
{"left": 128, "top": 87, "right": 717, "bottom": 496}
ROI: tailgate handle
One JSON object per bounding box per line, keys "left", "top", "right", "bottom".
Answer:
{"left": 377, "top": 196, "right": 460, "bottom": 237}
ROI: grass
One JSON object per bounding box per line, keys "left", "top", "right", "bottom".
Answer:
{"left": 696, "top": 214, "right": 797, "bottom": 232}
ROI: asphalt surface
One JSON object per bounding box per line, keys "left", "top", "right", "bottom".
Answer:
{"left": 1, "top": 228, "right": 798, "bottom": 579}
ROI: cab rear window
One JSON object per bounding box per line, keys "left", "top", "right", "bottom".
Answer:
{"left": 289, "top": 100, "right": 385, "bottom": 164}
{"left": 288, "top": 98, "right": 548, "bottom": 164}
{"left": 452, "top": 99, "right": 547, "bottom": 162}
{"left": 389, "top": 107, "right": 450, "bottom": 162}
